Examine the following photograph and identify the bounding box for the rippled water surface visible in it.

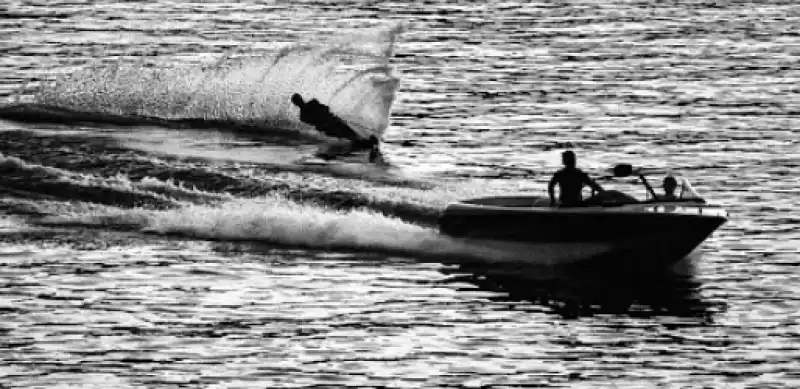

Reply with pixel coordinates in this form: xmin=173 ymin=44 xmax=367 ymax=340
xmin=1 ymin=1 xmax=799 ymax=388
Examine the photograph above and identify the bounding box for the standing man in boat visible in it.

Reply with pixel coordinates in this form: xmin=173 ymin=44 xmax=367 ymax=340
xmin=290 ymin=93 xmax=383 ymax=163
xmin=548 ymin=150 xmax=604 ymax=207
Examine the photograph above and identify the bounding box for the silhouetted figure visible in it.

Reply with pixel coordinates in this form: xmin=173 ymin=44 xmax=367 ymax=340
xmin=548 ymin=150 xmax=604 ymax=207
xmin=291 ymin=93 xmax=382 ymax=162
xmin=658 ymin=176 xmax=679 ymax=201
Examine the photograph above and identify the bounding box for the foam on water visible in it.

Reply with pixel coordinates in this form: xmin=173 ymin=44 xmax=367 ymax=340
xmin=0 ymin=131 xmax=539 ymax=262
xmin=0 ymin=129 xmax=528 ymax=234
xmin=0 ymin=152 xmax=227 ymax=208
xmin=34 ymin=194 xmax=576 ymax=266
xmin=15 ymin=24 xmax=403 ymax=140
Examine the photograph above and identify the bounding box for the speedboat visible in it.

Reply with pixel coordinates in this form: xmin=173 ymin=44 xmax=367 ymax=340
xmin=438 ymin=164 xmax=728 ymax=266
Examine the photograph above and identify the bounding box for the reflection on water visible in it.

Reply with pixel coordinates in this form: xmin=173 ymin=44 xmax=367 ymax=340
xmin=221 ymin=241 xmax=718 ymax=320
xmin=441 ymin=253 xmax=720 ymax=320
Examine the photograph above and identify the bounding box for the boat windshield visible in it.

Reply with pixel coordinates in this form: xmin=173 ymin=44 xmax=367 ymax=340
xmin=675 ymin=176 xmax=703 ymax=200
xmin=589 ymin=173 xmax=707 ymax=205
xmin=647 ymin=175 xmax=705 ymax=202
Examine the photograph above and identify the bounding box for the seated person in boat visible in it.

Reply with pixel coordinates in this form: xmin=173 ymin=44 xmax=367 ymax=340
xmin=548 ymin=150 xmax=604 ymax=206
xmin=290 ymin=93 xmax=382 ymax=162
xmin=657 ymin=176 xmax=679 ymax=201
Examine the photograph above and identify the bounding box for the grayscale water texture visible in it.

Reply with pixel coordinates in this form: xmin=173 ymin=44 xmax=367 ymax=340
xmin=0 ymin=1 xmax=798 ymax=388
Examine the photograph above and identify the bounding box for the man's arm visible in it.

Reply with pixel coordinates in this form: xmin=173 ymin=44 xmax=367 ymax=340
xmin=584 ymin=173 xmax=604 ymax=193
xmin=548 ymin=174 xmax=558 ymax=205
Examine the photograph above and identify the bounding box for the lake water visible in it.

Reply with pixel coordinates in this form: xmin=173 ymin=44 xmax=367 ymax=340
xmin=1 ymin=1 xmax=798 ymax=388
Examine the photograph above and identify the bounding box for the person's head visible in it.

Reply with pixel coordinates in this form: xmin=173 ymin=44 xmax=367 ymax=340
xmin=290 ymin=93 xmax=304 ymax=107
xmin=561 ymin=150 xmax=576 ymax=168
xmin=663 ymin=176 xmax=678 ymax=195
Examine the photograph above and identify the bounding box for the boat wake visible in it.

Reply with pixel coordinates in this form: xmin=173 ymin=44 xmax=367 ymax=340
xmin=30 ymin=195 xmax=565 ymax=265
xmin=0 ymin=129 xmax=532 ymax=265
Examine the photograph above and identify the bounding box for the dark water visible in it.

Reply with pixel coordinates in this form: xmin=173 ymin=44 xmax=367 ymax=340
xmin=1 ymin=1 xmax=798 ymax=387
